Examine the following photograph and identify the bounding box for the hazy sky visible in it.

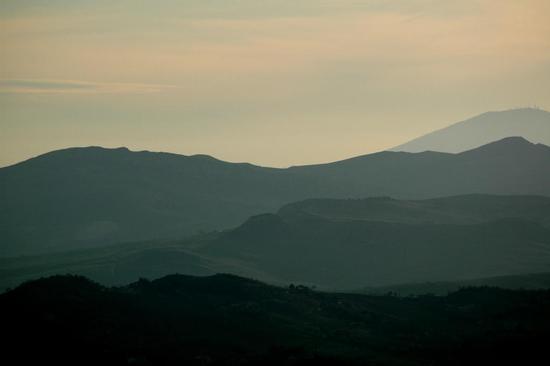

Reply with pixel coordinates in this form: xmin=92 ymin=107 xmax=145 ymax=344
xmin=1 ymin=0 xmax=549 ymax=167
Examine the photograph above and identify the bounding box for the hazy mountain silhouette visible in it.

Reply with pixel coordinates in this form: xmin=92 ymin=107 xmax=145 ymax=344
xmin=3 ymin=194 xmax=547 ymax=291
xmin=392 ymin=108 xmax=550 ymax=153
xmin=1 ymin=137 xmax=550 ymax=256
xmin=278 ymin=194 xmax=550 ymax=226
xmin=3 ymin=274 xmax=550 ymax=365
xmin=200 ymin=195 xmax=550 ymax=288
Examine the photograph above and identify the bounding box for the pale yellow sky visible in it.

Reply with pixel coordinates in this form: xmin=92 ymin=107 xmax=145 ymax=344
xmin=1 ymin=0 xmax=549 ymax=167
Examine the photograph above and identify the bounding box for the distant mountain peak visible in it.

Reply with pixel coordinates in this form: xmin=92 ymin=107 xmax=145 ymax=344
xmin=459 ymin=136 xmax=540 ymax=156
xmin=391 ymin=108 xmax=550 ymax=153
xmin=483 ymin=107 xmax=548 ymax=115
xmin=482 ymin=136 xmax=533 ymax=147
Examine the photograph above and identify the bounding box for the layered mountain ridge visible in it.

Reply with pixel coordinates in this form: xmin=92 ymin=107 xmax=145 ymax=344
xmin=2 ymin=136 xmax=549 ymax=257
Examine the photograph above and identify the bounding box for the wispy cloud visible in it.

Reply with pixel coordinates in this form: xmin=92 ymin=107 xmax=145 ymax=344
xmin=0 ymin=79 xmax=177 ymax=94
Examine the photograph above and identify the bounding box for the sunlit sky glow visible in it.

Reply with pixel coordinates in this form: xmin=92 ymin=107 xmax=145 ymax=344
xmin=1 ymin=0 xmax=549 ymax=167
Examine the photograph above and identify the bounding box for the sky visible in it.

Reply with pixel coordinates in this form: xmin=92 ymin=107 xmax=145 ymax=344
xmin=1 ymin=0 xmax=549 ymax=168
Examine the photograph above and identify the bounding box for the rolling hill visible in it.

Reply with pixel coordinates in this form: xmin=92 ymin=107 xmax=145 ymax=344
xmin=2 ymin=194 xmax=550 ymax=291
xmin=200 ymin=194 xmax=550 ymax=288
xmin=1 ymin=137 xmax=550 ymax=257
xmin=278 ymin=194 xmax=550 ymax=226
xmin=203 ymin=212 xmax=550 ymax=289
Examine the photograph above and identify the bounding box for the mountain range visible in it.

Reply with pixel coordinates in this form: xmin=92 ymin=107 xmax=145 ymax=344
xmin=2 ymin=194 xmax=550 ymax=291
xmin=2 ymin=135 xmax=550 ymax=257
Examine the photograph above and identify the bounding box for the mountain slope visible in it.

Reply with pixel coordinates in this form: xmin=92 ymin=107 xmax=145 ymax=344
xmin=2 ymin=194 xmax=550 ymax=290
xmin=203 ymin=216 xmax=550 ymax=289
xmin=392 ymin=108 xmax=550 ymax=153
xmin=279 ymin=194 xmax=550 ymax=226
xmin=1 ymin=137 xmax=550 ymax=256
xmin=291 ymin=136 xmax=550 ymax=199
xmin=0 ymin=147 xmax=304 ymax=256
xmin=200 ymin=194 xmax=550 ymax=288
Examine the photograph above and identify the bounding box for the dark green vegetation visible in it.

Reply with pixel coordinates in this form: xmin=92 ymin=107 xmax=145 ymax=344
xmin=2 ymin=137 xmax=550 ymax=256
xmin=2 ymin=274 xmax=550 ymax=365
xmin=363 ymin=272 xmax=550 ymax=296
xmin=2 ymin=194 xmax=550 ymax=291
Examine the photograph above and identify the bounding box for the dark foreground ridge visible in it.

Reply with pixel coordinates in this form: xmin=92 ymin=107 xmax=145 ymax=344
xmin=2 ymin=274 xmax=550 ymax=365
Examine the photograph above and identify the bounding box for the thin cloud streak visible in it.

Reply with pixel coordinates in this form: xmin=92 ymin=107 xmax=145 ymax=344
xmin=0 ymin=79 xmax=178 ymax=94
